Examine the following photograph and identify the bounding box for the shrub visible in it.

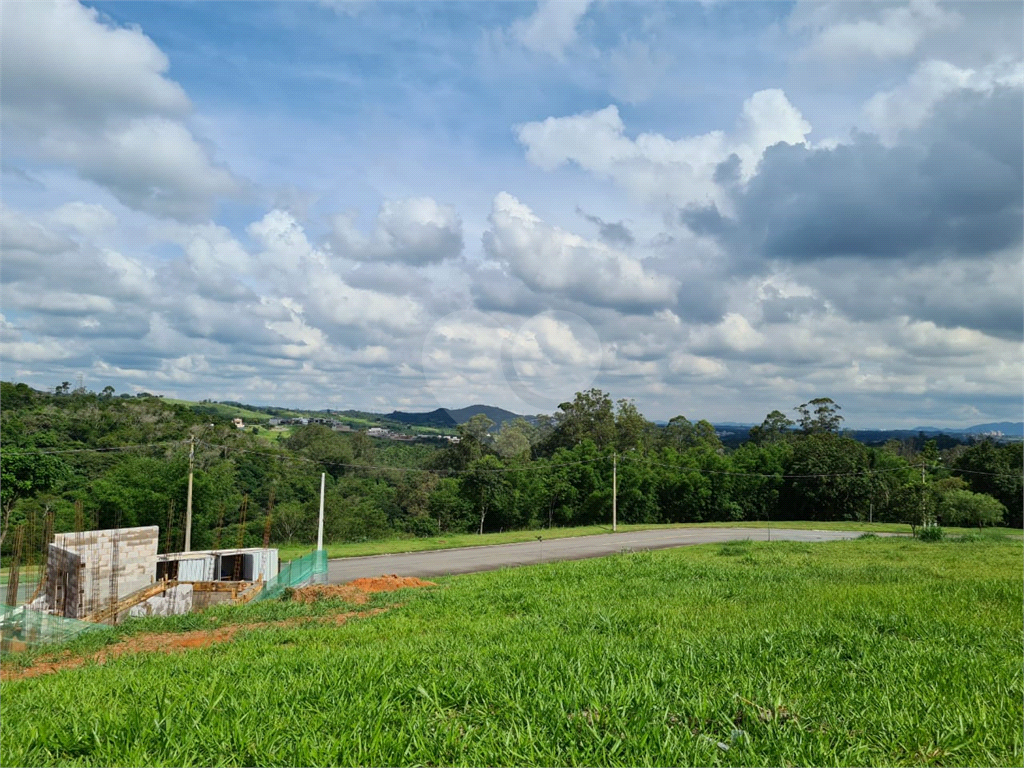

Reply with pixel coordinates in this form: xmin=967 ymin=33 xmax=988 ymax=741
xmin=917 ymin=525 xmax=945 ymax=542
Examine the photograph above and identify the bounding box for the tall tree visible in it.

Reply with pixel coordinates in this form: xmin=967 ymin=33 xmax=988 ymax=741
xmin=795 ymin=398 xmax=844 ymax=435
xmin=749 ymin=410 xmax=795 ymax=445
xmin=545 ymin=389 xmax=616 ymax=452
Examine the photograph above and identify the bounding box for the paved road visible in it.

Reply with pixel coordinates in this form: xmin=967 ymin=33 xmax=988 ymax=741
xmin=327 ymin=527 xmax=892 ymax=583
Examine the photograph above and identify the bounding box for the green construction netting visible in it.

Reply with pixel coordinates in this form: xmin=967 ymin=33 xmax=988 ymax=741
xmin=0 ymin=604 xmax=107 ymax=652
xmin=251 ymin=549 xmax=328 ymax=603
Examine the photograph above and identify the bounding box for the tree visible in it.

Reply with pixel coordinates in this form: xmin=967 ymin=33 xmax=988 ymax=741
xmin=781 ymin=433 xmax=870 ymax=521
xmin=462 ymin=454 xmax=510 ymax=534
xmin=428 ymin=478 xmax=475 ymax=533
xmin=271 ymin=500 xmax=310 ymax=544
xmin=548 ymin=389 xmax=615 ymax=451
xmin=749 ymin=410 xmax=794 ymax=445
xmin=940 ymin=490 xmax=1006 ymax=531
xmin=495 ymin=420 xmax=532 ymax=460
xmin=100 ymin=385 xmax=115 ymax=399
xmin=953 ymin=440 xmax=1023 ymax=528
xmin=882 ymin=482 xmax=933 ymax=535
xmin=614 ymin=399 xmax=655 ymax=453
xmin=460 ymin=414 xmax=495 ymax=446
xmin=1 ymin=452 xmax=70 ymax=546
xmin=55 ymin=381 xmax=71 ymax=395
xmin=795 ymin=398 xmax=843 ymax=435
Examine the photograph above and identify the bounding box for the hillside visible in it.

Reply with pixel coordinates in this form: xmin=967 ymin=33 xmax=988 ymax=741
xmin=385 ymin=408 xmax=457 ymax=428
xmin=386 ymin=404 xmax=525 ymax=430
xmin=444 ymin=405 xmax=524 ymax=429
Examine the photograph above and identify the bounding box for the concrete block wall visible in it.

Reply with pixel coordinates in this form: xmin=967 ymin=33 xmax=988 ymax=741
xmin=54 ymin=527 xmax=159 ymax=613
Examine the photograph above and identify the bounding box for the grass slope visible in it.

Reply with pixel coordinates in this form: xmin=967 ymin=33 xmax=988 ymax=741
xmin=2 ymin=537 xmax=1021 ymax=767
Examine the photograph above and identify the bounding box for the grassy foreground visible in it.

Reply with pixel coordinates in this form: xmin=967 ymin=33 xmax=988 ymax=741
xmin=275 ymin=520 xmax=1018 ymax=562
xmin=3 ymin=535 xmax=1022 ymax=767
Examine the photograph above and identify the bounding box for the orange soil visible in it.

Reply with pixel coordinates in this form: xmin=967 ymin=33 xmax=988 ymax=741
xmin=2 ymin=576 xmax=434 ymax=682
xmin=291 ymin=575 xmax=435 ymax=605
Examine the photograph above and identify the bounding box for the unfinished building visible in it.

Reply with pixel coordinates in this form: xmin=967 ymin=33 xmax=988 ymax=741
xmin=32 ymin=525 xmax=278 ymax=622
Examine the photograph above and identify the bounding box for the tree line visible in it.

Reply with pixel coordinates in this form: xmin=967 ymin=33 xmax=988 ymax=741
xmin=1 ymin=382 xmax=1020 ymax=559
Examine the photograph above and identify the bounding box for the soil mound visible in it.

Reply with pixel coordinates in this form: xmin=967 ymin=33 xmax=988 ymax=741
xmin=291 ymin=575 xmax=436 ymax=605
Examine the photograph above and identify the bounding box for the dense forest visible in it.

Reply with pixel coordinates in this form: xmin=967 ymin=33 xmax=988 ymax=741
xmin=2 ymin=382 xmax=1021 ymax=560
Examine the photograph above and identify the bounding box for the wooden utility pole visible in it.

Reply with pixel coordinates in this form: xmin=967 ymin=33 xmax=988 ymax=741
xmin=612 ymin=452 xmax=617 ymax=532
xmin=184 ymin=436 xmax=196 ymax=552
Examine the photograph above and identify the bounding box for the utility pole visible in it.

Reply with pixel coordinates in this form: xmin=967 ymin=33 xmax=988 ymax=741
xmin=184 ymin=436 xmax=195 ymax=552
xmin=317 ymin=472 xmax=326 ymax=551
xmin=612 ymin=452 xmax=617 ymax=532
xmin=920 ymin=462 xmax=927 ymax=527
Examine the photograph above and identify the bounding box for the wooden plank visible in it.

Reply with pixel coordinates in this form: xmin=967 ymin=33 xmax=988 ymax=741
xmin=83 ymin=580 xmax=178 ymax=624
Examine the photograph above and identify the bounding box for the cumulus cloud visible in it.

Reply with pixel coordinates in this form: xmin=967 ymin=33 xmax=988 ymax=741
xmin=0 ymin=0 xmax=240 ymax=220
xmin=515 ymin=90 xmax=810 ymax=211
xmin=1 ymin=0 xmax=191 ymax=123
xmin=864 ymin=58 xmax=1023 ymax=144
xmin=331 ymin=198 xmax=463 ymax=265
xmin=681 ymin=84 xmax=1022 ymax=267
xmin=483 ymin=193 xmax=677 ymax=311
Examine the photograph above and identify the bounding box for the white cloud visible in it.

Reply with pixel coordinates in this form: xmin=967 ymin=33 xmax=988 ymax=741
xmin=1 ymin=0 xmax=190 ymax=123
xmin=49 ymin=202 xmax=117 ymax=236
xmin=668 ymin=352 xmax=727 ymax=378
xmin=1 ymin=1 xmax=240 ymax=220
xmin=483 ymin=193 xmax=677 ymax=310
xmin=864 ymin=58 xmax=1024 ymax=144
xmin=246 ymin=209 xmax=425 ymax=333
xmin=331 ymin=197 xmax=463 ymax=265
xmin=515 ymin=91 xmax=810 ymax=211
xmin=797 ymin=0 xmax=961 ymax=60
xmin=511 ymin=0 xmax=592 ymax=59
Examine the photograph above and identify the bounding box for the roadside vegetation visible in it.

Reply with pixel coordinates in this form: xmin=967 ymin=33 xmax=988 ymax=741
xmin=2 ymin=382 xmax=1020 ymax=562
xmin=2 ymin=536 xmax=1021 ymax=767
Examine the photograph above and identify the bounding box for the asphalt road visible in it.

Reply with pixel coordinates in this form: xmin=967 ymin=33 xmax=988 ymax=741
xmin=327 ymin=527 xmax=892 ymax=584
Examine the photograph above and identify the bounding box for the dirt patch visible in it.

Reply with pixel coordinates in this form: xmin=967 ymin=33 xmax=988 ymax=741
xmin=2 ymin=576 xmax=436 ymax=682
xmin=1 ymin=608 xmax=387 ymax=683
xmin=291 ymin=575 xmax=435 ymax=605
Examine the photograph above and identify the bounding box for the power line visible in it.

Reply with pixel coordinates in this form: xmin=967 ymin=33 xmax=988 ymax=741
xmin=198 ymin=440 xmax=612 ymax=475
xmin=1 ymin=441 xmax=185 ymax=456
xmin=2 ymin=438 xmax=1020 ymax=480
xmin=619 ymin=453 xmax=916 ymax=479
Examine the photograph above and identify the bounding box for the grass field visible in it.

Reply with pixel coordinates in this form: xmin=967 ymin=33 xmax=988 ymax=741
xmin=2 ymin=536 xmax=1021 ymax=767
xmin=275 ymin=520 xmax=1018 ymax=562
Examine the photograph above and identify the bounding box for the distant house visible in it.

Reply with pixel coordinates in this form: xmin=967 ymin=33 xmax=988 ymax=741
xmin=367 ymin=427 xmax=389 ymax=437
xmin=268 ymin=418 xmax=282 ymax=426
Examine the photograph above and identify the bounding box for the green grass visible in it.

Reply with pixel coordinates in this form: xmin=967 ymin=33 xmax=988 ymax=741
xmin=163 ymin=398 xmax=278 ymax=422
xmin=275 ymin=520 xmax=1019 ymax=562
xmin=3 ymin=537 xmax=1021 ymax=766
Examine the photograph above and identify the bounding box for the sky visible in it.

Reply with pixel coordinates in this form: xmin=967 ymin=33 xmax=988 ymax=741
xmin=1 ymin=0 xmax=1021 ymax=428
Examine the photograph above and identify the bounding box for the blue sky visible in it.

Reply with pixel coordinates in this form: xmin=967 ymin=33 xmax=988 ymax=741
xmin=2 ymin=0 xmax=1021 ymax=428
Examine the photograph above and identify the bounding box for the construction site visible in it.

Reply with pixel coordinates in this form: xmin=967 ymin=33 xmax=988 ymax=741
xmin=0 ymin=505 xmax=327 ymax=653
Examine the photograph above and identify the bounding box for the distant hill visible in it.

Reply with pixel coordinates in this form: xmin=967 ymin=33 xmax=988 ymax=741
xmin=445 ymin=405 xmax=523 ymax=429
xmin=385 ymin=408 xmax=458 ymax=428
xmin=386 ymin=405 xmax=525 ymax=431
xmin=912 ymin=422 xmax=1023 ymax=437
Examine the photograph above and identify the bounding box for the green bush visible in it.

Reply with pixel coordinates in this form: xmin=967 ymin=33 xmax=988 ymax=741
xmin=917 ymin=525 xmax=945 ymax=542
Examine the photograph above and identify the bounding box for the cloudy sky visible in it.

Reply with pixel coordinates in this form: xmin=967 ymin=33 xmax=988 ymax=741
xmin=1 ymin=0 xmax=1021 ymax=427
